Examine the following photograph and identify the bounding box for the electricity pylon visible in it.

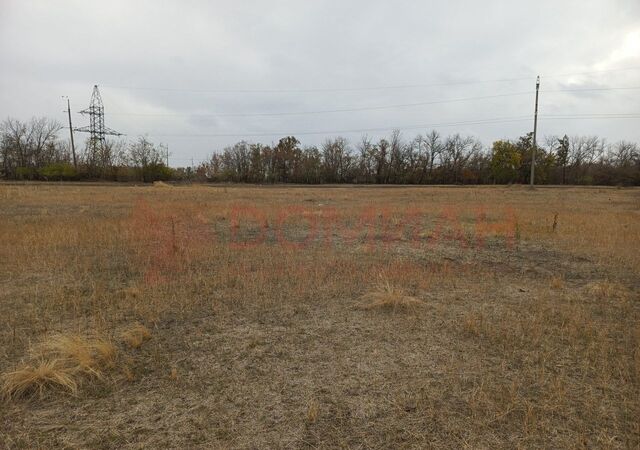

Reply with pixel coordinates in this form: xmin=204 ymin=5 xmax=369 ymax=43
xmin=75 ymin=85 xmax=123 ymax=166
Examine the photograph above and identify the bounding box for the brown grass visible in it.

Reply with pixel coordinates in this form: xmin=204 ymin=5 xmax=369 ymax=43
xmin=2 ymin=334 xmax=118 ymax=400
xmin=0 ymin=184 xmax=638 ymax=448
xmin=357 ymin=279 xmax=423 ymax=311
xmin=1 ymin=360 xmax=79 ymax=399
xmin=33 ymin=335 xmax=118 ymax=375
xmin=306 ymin=398 xmax=319 ymax=424
xmin=586 ymin=280 xmax=631 ymax=301
xmin=120 ymin=323 xmax=151 ymax=349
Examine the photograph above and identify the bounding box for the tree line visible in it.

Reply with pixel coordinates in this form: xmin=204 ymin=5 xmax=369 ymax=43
xmin=1 ymin=116 xmax=639 ymax=185
xmin=200 ymin=130 xmax=639 ymax=185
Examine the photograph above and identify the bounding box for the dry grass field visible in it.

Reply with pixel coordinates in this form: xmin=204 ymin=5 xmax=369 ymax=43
xmin=0 ymin=183 xmax=638 ymax=449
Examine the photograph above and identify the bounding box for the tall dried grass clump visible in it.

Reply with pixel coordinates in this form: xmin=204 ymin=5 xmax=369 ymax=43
xmin=1 ymin=360 xmax=79 ymax=399
xmin=358 ymin=279 xmax=423 ymax=311
xmin=33 ymin=335 xmax=118 ymax=374
xmin=2 ymin=334 xmax=118 ymax=400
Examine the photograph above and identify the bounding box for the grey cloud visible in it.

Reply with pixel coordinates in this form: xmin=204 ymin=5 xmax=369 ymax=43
xmin=1 ymin=0 xmax=639 ymax=164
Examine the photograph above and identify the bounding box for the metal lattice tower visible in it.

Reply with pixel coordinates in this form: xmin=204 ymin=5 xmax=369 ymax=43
xmin=75 ymin=85 xmax=122 ymax=157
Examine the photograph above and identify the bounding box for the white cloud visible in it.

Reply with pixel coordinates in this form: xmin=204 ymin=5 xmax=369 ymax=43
xmin=597 ymin=29 xmax=640 ymax=69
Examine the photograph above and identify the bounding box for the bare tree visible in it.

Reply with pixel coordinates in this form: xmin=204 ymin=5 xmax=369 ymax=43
xmin=0 ymin=117 xmax=63 ymax=179
xmin=387 ymin=130 xmax=405 ymax=183
xmin=28 ymin=117 xmax=62 ymax=168
xmin=441 ymin=134 xmax=481 ymax=183
xmin=356 ymin=135 xmax=376 ymax=183
xmin=424 ymin=130 xmax=443 ymax=182
xmin=321 ymin=137 xmax=352 ymax=183
xmin=568 ymin=136 xmax=605 ymax=183
xmin=611 ymin=141 xmax=639 ymax=168
xmin=128 ymin=137 xmax=166 ymax=182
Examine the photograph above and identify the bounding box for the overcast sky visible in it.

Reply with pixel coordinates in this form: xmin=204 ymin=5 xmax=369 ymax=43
xmin=1 ymin=0 xmax=639 ymax=166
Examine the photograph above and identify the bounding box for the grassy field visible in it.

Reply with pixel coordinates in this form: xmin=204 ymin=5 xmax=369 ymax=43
xmin=0 ymin=183 xmax=638 ymax=449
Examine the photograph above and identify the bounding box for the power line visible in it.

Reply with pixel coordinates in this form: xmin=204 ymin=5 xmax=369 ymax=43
xmin=542 ymin=66 xmax=640 ymax=79
xmin=103 ymin=78 xmax=534 ymax=94
xmin=545 ymin=86 xmax=640 ymax=93
xmin=105 ymin=86 xmax=640 ymax=119
xmin=101 ymin=66 xmax=640 ymax=94
xmin=134 ymin=117 xmax=533 ymax=138
xmin=108 ymin=91 xmax=534 ymax=118
xmin=133 ymin=113 xmax=639 ymax=139
xmin=540 ymin=115 xmax=640 ymax=120
xmin=542 ymin=113 xmax=640 ymax=118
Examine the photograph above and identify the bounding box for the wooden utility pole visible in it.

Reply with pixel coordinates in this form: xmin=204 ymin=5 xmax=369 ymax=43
xmin=63 ymin=96 xmax=78 ymax=168
xmin=530 ymin=76 xmax=540 ymax=187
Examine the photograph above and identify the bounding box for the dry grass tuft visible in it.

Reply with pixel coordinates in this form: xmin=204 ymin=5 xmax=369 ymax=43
xmin=153 ymin=181 xmax=173 ymax=188
xmin=119 ymin=286 xmax=142 ymax=301
xmin=122 ymin=364 xmax=136 ymax=382
xmin=586 ymin=280 xmax=630 ymax=301
xmin=550 ymin=275 xmax=565 ymax=290
xmin=32 ymin=335 xmax=118 ymax=378
xmin=121 ymin=323 xmax=152 ymax=349
xmin=2 ymin=360 xmax=79 ymax=399
xmin=462 ymin=311 xmax=484 ymax=337
xmin=306 ymin=398 xmax=319 ymax=424
xmin=93 ymin=340 xmax=118 ymax=369
xmin=2 ymin=334 xmax=118 ymax=400
xmin=357 ymin=280 xmax=423 ymax=311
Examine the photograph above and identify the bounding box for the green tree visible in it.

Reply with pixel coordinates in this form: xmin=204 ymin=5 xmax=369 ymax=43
xmin=490 ymin=140 xmax=521 ymax=183
xmin=273 ymin=136 xmax=301 ymax=182
xmin=556 ymin=135 xmax=570 ymax=184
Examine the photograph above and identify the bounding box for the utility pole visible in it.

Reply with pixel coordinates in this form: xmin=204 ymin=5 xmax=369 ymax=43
xmin=62 ymin=96 xmax=77 ymax=168
xmin=530 ymin=76 xmax=540 ymax=187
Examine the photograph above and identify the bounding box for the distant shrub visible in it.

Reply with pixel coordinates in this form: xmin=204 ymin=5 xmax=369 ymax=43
xmin=15 ymin=166 xmax=37 ymax=180
xmin=114 ymin=166 xmax=137 ymax=182
xmin=39 ymin=163 xmax=78 ymax=181
xmin=580 ymin=174 xmax=594 ymax=185
xmin=142 ymin=163 xmax=174 ymax=182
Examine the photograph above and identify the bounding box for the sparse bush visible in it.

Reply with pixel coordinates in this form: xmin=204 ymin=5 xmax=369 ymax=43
xmin=15 ymin=166 xmax=37 ymax=180
xmin=39 ymin=163 xmax=78 ymax=181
